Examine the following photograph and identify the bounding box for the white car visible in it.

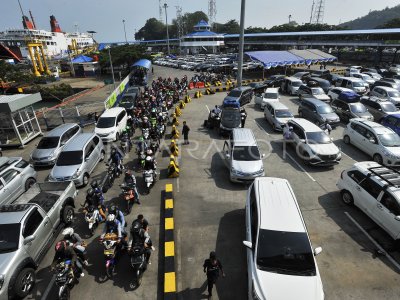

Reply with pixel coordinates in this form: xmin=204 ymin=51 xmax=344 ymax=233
xmin=244 ymin=177 xmax=324 ymax=300
xmin=343 ymin=118 xmax=400 ymax=166
xmin=370 ymin=86 xmax=400 ymax=107
xmin=94 ymin=107 xmax=128 ymax=142
xmin=254 ymin=88 xmax=280 ymax=109
xmin=327 ymin=87 xmax=353 ymax=101
xmin=352 ymin=73 xmax=375 ymax=85
xmin=264 ymin=101 xmax=294 ymax=131
xmin=337 ymin=161 xmax=400 ymax=241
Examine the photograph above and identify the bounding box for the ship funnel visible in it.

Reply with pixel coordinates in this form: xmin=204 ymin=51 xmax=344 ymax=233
xmin=50 ymin=15 xmax=62 ymax=33
xmin=22 ymin=16 xmax=34 ymax=30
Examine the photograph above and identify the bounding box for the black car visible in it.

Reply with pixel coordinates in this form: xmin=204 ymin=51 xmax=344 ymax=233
xmin=223 ymin=87 xmax=253 ymax=106
xmin=264 ymin=75 xmax=285 ymax=88
xmin=304 ymin=77 xmax=332 ymax=93
xmin=118 ymin=95 xmax=136 ymax=111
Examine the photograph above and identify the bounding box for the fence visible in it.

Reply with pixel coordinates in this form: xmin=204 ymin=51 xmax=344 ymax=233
xmin=104 ymin=74 xmax=130 ymax=109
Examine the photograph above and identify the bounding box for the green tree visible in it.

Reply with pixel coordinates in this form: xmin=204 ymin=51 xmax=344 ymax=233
xmin=213 ymin=19 xmax=240 ymax=34
xmin=135 ymin=18 xmax=166 ymax=41
xmin=377 ymin=18 xmax=400 ymax=28
xmin=182 ymin=11 xmax=208 ymax=34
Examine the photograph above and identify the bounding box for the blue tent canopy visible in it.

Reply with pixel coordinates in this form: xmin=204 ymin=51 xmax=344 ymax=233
xmin=72 ymin=55 xmax=93 ymax=63
xmin=131 ymin=59 xmax=152 ymax=70
xmin=246 ymin=51 xmax=305 ymax=69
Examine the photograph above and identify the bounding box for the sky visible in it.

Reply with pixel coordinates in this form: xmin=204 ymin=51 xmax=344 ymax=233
xmin=0 ymin=0 xmax=399 ymax=42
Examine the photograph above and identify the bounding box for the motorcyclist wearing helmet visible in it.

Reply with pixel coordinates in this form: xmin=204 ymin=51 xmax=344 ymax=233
xmin=83 ymin=187 xmax=106 ymax=221
xmin=108 ymin=205 xmax=126 ymax=232
xmin=141 ymin=116 xmax=150 ymax=129
xmin=62 ymin=227 xmax=88 ymax=265
xmin=124 ymin=170 xmax=140 ymax=204
xmin=137 ymin=136 xmax=148 ymax=153
xmin=144 ymin=155 xmax=157 ymax=171
xmin=101 ymin=214 xmax=122 ymax=240
xmin=108 ymin=147 xmax=124 ymax=175
xmin=51 ymin=240 xmax=84 ymax=277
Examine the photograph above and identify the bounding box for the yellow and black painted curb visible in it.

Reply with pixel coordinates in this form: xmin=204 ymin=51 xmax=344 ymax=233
xmin=164 ymin=184 xmax=177 ymax=299
xmin=213 ymin=86 xmax=235 ymax=92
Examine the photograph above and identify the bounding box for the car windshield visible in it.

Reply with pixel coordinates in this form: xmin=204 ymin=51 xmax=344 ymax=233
xmin=221 ymin=110 xmax=241 ymax=128
xmin=388 ymin=91 xmax=400 ymax=97
xmin=306 ymin=131 xmax=332 ymax=144
xmin=275 ymin=109 xmax=293 ymax=118
xmin=0 ymin=223 xmax=20 ymax=253
xmin=264 ymin=93 xmax=278 ymax=99
xmin=228 ymin=90 xmax=242 ymax=97
xmin=56 ymin=151 xmax=83 ymax=166
xmin=381 ymin=103 xmax=398 ymax=112
xmin=378 ymin=133 xmax=400 ymax=147
xmin=96 ymin=117 xmax=116 ymax=128
xmin=291 ymin=81 xmax=302 ymax=87
xmin=121 ymin=96 xmax=134 ymax=102
xmin=232 ymin=146 xmax=260 ymax=161
xmin=353 ymin=82 xmax=364 ymax=87
xmin=256 ymin=230 xmax=316 ymax=276
xmin=37 ymin=137 xmax=59 ymax=149
xmin=350 ymin=103 xmax=367 ymax=113
xmin=317 ymin=105 xmax=334 ymax=114
xmin=311 ymin=88 xmax=324 ymax=95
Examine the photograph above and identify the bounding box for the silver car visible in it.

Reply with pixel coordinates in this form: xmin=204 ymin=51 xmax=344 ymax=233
xmin=0 ymin=157 xmax=37 ymax=205
xmin=30 ymin=123 xmax=82 ymax=166
xmin=49 ymin=133 xmax=105 ymax=186
xmin=264 ymin=101 xmax=294 ymax=131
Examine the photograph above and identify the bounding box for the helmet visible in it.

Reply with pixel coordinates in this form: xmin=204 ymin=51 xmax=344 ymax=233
xmin=143 ymin=116 xmax=148 ymax=121
xmin=125 ymin=169 xmax=132 ymax=176
xmin=87 ymin=188 xmax=94 ymax=197
xmin=91 ymin=180 xmax=99 ymax=189
xmin=146 ymin=149 xmax=153 ymax=156
xmin=107 ymin=214 xmax=115 ymax=223
xmin=55 ymin=241 xmax=66 ymax=252
xmin=289 ymin=126 xmax=293 ymax=130
xmin=62 ymin=227 xmax=74 ymax=236
xmin=109 ymin=205 xmax=117 ymax=215
xmin=209 ymin=251 xmax=216 ymax=260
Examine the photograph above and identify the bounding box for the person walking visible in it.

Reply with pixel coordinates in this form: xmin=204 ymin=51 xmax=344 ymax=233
xmin=182 ymin=121 xmax=190 ymax=145
xmin=203 ymin=251 xmax=225 ymax=299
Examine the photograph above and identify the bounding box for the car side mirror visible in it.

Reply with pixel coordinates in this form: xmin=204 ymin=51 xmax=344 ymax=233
xmin=314 ymin=246 xmax=323 ymax=256
xmin=300 ymin=139 xmax=306 ymax=143
xmin=369 ymin=138 xmax=376 ymax=144
xmin=261 ymin=153 xmax=266 ymax=158
xmin=313 ymin=110 xmax=317 ymax=113
xmin=243 ymin=241 xmax=253 ymax=249
xmin=85 ymin=157 xmax=90 ymax=161
xmin=225 ymin=152 xmax=230 ymax=159
xmin=395 ymin=216 xmax=400 ymax=221
xmin=24 ymin=235 xmax=35 ymax=245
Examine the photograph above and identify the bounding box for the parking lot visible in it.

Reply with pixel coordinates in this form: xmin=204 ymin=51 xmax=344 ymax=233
xmin=3 ymin=65 xmax=400 ymax=300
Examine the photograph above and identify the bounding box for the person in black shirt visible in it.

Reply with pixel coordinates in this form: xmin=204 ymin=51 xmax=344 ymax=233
xmin=182 ymin=121 xmax=190 ymax=145
xmin=203 ymin=251 xmax=225 ymax=298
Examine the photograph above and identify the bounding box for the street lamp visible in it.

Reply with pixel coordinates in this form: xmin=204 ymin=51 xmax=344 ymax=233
xmin=288 ymin=14 xmax=292 ymax=24
xmin=163 ymin=3 xmax=170 ymax=55
xmin=237 ymin=0 xmax=246 ymax=87
xmin=122 ymin=19 xmax=128 ymax=44
xmin=106 ymin=46 xmax=116 ymax=90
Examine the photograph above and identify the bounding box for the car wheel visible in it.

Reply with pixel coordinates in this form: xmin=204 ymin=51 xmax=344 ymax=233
xmin=13 ymin=268 xmax=36 ymax=298
xmin=341 ymin=190 xmax=354 ymax=205
xmin=62 ymin=205 xmax=75 ymax=225
xmin=82 ymin=173 xmax=90 ymax=187
xmin=373 ymin=154 xmax=383 ymax=165
xmin=100 ymin=150 xmax=105 ymax=161
xmin=343 ymin=135 xmax=351 ymax=144
xmin=25 ymin=178 xmax=36 ymax=191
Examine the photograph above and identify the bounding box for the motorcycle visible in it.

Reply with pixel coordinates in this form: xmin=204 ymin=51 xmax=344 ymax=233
xmin=137 ymin=151 xmax=146 ymax=170
xmin=143 ymin=169 xmax=157 ymax=194
xmin=54 ymin=260 xmax=79 ymax=300
xmin=142 ymin=128 xmax=150 ymax=141
xmin=120 ymin=183 xmax=136 ymax=214
xmin=120 ymin=134 xmax=131 ymax=154
xmin=102 ymin=233 xmax=119 ymax=278
xmin=130 ymin=244 xmax=147 ymax=287
xmin=84 ymin=205 xmax=100 ymax=236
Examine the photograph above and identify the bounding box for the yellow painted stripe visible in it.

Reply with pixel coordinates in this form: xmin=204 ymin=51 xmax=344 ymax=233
xmin=165 ymin=241 xmax=175 ymax=257
xmin=166 ymin=184 xmax=173 ymax=193
xmin=164 ymin=272 xmax=176 ymax=293
xmin=165 ymin=217 xmax=174 ymax=230
xmin=165 ymin=199 xmax=174 ymax=209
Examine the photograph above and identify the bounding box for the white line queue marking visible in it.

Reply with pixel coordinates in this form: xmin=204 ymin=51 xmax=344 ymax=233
xmin=284 ymin=151 xmax=316 ymax=182
xmin=205 ymin=105 xmax=210 ymax=113
xmin=345 ymin=211 xmax=400 ymax=272
xmin=253 ymin=120 xmax=270 ymax=136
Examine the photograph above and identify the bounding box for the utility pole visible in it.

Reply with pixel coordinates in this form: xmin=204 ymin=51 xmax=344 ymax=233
xmin=237 ymin=0 xmax=246 ymax=87
xmin=107 ymin=47 xmax=116 ymax=90
xmin=164 ymin=3 xmax=170 ymax=55
xmin=122 ymin=19 xmax=128 ymax=44
xmin=288 ymin=14 xmax=292 ymax=24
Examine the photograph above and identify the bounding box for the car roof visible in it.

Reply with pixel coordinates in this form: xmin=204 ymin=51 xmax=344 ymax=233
xmin=234 ymin=86 xmax=252 ymax=92
xmin=351 ymin=119 xmax=394 ymax=133
xmin=254 ymin=177 xmax=305 ymax=232
xmin=302 ymin=97 xmax=328 ymax=106
xmin=0 ymin=205 xmax=31 ymax=224
xmin=341 ymin=77 xmax=364 ymax=82
xmin=265 ymin=88 xmax=278 ymax=93
xmin=384 ymin=113 xmax=400 ymax=119
xmin=232 ymin=128 xmax=256 ymax=146
xmin=62 ymin=133 xmax=96 ymax=151
xmin=45 ymin=123 xmax=78 ymax=137
xmin=374 ymin=86 xmax=398 ymax=92
xmin=268 ymin=101 xmax=288 ymax=109
xmin=100 ymin=107 xmax=125 ymax=117
xmin=332 ymin=87 xmax=353 ymax=92
xmin=285 ymin=77 xmax=302 ymax=82
xmin=290 ymin=118 xmax=323 ymax=132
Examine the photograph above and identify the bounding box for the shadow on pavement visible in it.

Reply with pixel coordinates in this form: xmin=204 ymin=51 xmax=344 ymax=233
xmin=210 ymin=152 xmax=246 ymax=191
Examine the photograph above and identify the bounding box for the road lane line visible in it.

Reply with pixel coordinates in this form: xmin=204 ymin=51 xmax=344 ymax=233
xmin=284 ymin=151 xmax=316 ymax=182
xmin=41 ymin=274 xmax=56 ymax=300
xmin=345 ymin=211 xmax=400 ymax=272
xmin=205 ymin=105 xmax=210 ymax=113
xmin=253 ymin=120 xmax=270 ymax=136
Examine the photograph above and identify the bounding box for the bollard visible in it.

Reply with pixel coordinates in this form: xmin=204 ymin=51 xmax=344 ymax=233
xmin=172 ymin=113 xmax=179 ymax=126
xmin=171 ymin=126 xmax=180 ymax=139
xmin=175 ymin=106 xmax=182 ymax=117
xmin=167 ymin=161 xmax=180 ymax=178
xmin=179 ymin=100 xmax=185 ymax=109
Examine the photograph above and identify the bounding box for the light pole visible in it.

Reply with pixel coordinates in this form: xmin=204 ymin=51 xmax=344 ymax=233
xmin=122 ymin=19 xmax=128 ymax=44
xmin=163 ymin=3 xmax=170 ymax=55
xmin=107 ymin=46 xmax=116 ymax=90
xmin=288 ymin=14 xmax=292 ymax=24
xmin=237 ymin=0 xmax=246 ymax=87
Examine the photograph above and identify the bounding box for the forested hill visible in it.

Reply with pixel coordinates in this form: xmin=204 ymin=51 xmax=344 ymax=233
xmin=341 ymin=5 xmax=400 ymax=29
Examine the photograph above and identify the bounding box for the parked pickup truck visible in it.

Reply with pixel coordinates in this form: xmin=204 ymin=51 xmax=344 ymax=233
xmin=0 ymin=181 xmax=77 ymax=299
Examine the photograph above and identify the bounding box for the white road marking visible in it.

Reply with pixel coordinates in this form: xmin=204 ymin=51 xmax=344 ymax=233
xmin=176 ymin=228 xmax=182 ymax=292
xmin=205 ymin=105 xmax=210 ymax=113
xmin=253 ymin=120 xmax=270 ymax=136
xmin=345 ymin=211 xmax=400 ymax=272
xmin=284 ymin=151 xmax=316 ymax=182
xmin=177 ymin=177 xmax=180 ymax=192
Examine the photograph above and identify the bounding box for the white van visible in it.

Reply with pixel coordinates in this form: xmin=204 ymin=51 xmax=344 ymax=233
xmin=335 ymin=77 xmax=367 ymax=94
xmin=244 ymin=177 xmax=324 ymax=300
xmin=94 ymin=107 xmax=128 ymax=142
xmin=281 ymin=77 xmax=303 ymax=95
xmin=223 ymin=128 xmax=265 ymax=182
xmin=254 ymin=88 xmax=280 ymax=109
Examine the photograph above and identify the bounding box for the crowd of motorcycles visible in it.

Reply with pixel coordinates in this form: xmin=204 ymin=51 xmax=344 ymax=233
xmin=52 ymin=75 xmax=189 ymax=299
